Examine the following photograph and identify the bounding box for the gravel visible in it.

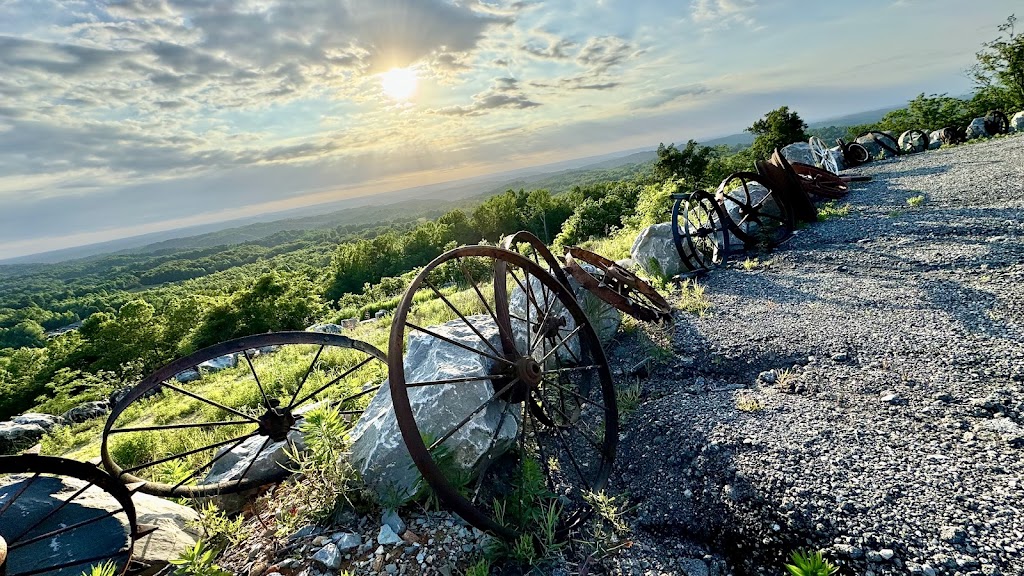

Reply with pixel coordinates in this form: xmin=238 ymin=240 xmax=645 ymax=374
xmin=609 ymin=134 xmax=1024 ymax=576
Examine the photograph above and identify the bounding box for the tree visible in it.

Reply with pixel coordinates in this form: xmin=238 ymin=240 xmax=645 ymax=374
xmin=654 ymin=140 xmax=715 ymax=187
xmin=746 ymin=106 xmax=809 ymax=160
xmin=971 ymin=14 xmax=1024 ymax=110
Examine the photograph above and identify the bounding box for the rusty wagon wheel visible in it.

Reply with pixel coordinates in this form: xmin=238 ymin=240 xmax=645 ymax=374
xmin=388 ymin=245 xmax=617 ymax=541
xmin=808 ymin=136 xmax=839 ymax=174
xmin=715 ymin=171 xmax=795 ymax=248
xmin=856 ymin=130 xmax=900 ymax=157
xmin=837 ymin=139 xmax=870 ymax=166
xmin=101 ymin=332 xmax=386 ymax=497
xmin=789 ymin=163 xmax=851 ymax=200
xmin=563 ymin=247 xmax=672 ymax=322
xmin=898 ymin=129 xmax=930 ymax=153
xmin=0 ymin=455 xmax=145 ymax=576
xmin=500 ymin=230 xmax=571 ymax=289
xmin=985 ymin=110 xmax=1009 ymax=135
xmin=671 ymin=190 xmax=732 ymax=273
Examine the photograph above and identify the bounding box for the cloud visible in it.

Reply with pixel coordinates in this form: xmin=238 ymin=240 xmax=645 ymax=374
xmin=634 ymin=84 xmax=714 ymax=109
xmin=690 ymin=0 xmax=759 ymax=30
xmin=576 ymin=36 xmax=642 ymax=74
xmin=521 ymin=30 xmax=577 ymax=59
xmin=432 ymin=77 xmax=541 ymax=116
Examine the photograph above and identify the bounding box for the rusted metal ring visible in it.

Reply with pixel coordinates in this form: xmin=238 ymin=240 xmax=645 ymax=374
xmin=0 ymin=454 xmax=140 ymax=576
xmin=102 ymin=331 xmax=386 ymax=498
xmin=857 ymin=131 xmax=900 ymax=157
xmin=714 ymin=171 xmax=795 ymax=248
xmin=563 ymin=247 xmax=672 ymax=322
xmin=670 ymin=190 xmax=732 ymax=273
xmin=387 ymin=245 xmax=617 ymax=541
xmin=789 ymin=163 xmax=851 ymax=199
xmin=985 ymin=110 xmax=1009 ymax=135
xmin=500 ymin=231 xmax=571 ymax=289
xmin=899 ymin=129 xmax=930 ymax=153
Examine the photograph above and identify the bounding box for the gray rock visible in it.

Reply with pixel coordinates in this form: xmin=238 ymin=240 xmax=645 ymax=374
xmin=928 ymin=130 xmax=944 ymax=149
xmin=828 ymin=146 xmax=847 ymax=171
xmin=132 ymin=491 xmax=202 ymax=564
xmin=855 ymin=133 xmax=898 ymax=159
xmin=631 ymin=222 xmax=682 ymax=279
xmin=288 ymin=525 xmax=322 ymax=541
xmin=940 ymin=525 xmax=968 ymax=545
xmin=61 ymin=400 xmax=110 ymax=423
xmin=382 ymin=509 xmax=406 ymax=535
xmin=377 ymin=524 xmax=403 ymax=546
xmin=1011 ymin=111 xmax=1024 ymax=133
xmin=964 ymin=117 xmax=989 ymax=140
xmin=312 ymin=543 xmax=343 ymax=569
xmin=349 ymin=316 xmax=518 ymax=504
xmin=306 ymin=323 xmax=344 ymax=334
xmin=563 ymin=263 xmax=621 ymax=345
xmin=198 ymin=353 xmax=237 ymax=372
xmin=12 ymin=413 xmax=64 ymax=429
xmin=201 ymin=429 xmax=305 ymax=513
xmin=780 ymin=142 xmax=815 ymax=166
xmin=0 ymin=421 xmax=47 ymax=454
xmin=175 ymin=367 xmax=200 ymax=383
xmin=879 ymin=391 xmax=902 ymax=404
xmin=332 ymin=531 xmax=362 ymax=552
xmin=678 ymin=558 xmax=710 ymax=576
xmin=899 ymin=130 xmax=928 ymax=153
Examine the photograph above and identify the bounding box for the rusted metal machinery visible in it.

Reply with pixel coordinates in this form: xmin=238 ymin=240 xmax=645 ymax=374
xmin=0 ymin=454 xmax=152 ymax=576
xmin=836 ymin=138 xmax=871 ymax=167
xmin=387 ymin=245 xmax=618 ymax=540
xmin=985 ymin=110 xmax=1010 ymax=135
xmin=564 ymin=247 xmax=672 ymax=322
xmin=856 ymin=130 xmax=900 ymax=158
xmin=670 ymin=190 xmax=732 ymax=273
xmin=102 ymin=332 xmax=387 ymax=497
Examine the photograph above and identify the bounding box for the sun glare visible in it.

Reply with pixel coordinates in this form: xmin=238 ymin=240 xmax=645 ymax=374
xmin=380 ymin=67 xmax=418 ymax=101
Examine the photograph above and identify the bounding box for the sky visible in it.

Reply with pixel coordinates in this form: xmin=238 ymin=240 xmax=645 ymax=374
xmin=0 ymin=0 xmax=1018 ymax=260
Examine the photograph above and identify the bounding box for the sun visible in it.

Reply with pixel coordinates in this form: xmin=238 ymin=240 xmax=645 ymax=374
xmin=380 ymin=67 xmax=418 ymax=101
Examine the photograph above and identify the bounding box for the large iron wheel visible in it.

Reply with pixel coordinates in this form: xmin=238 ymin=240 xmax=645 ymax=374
xmin=101 ymin=332 xmax=386 ymax=497
xmin=985 ymin=110 xmax=1009 ymax=135
xmin=564 ymin=247 xmax=672 ymax=322
xmin=500 ymin=231 xmax=571 ymax=289
xmin=789 ymin=163 xmax=851 ymax=200
xmin=808 ymin=136 xmax=838 ymax=174
xmin=898 ymin=129 xmax=930 ymax=153
xmin=716 ymin=171 xmax=795 ymax=248
xmin=671 ymin=190 xmax=732 ymax=273
xmin=837 ymin=139 xmax=870 ymax=166
xmin=0 ymin=455 xmax=143 ymax=576
xmin=856 ymin=130 xmax=900 ymax=157
xmin=388 ymin=246 xmax=617 ymax=541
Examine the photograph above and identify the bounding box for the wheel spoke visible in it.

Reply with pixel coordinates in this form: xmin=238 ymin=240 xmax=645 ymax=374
xmin=405 ymin=374 xmax=496 ymax=388
xmin=528 ymin=290 xmax=559 ymax=357
xmin=234 ymin=436 xmax=273 ymax=489
xmin=543 ymin=364 xmax=602 ymax=376
xmin=544 ymin=379 xmax=607 ymax=412
xmin=428 ymin=378 xmax=519 ymax=452
xmin=0 ymin=472 xmax=39 ymax=519
xmin=160 ymin=381 xmax=261 ymax=424
xmin=121 ymin=432 xmax=258 ymax=475
xmin=459 ymin=260 xmax=503 ymax=336
xmin=407 ymin=321 xmax=513 ymax=366
xmin=12 ymin=551 xmax=131 ymax=576
xmin=471 ymin=401 xmax=514 ymax=504
xmin=171 ymin=433 xmax=253 ymax=491
xmin=9 ymin=505 xmax=124 ymax=551
xmin=425 ymin=278 xmax=504 ymax=360
xmin=544 ymin=409 xmax=591 ymax=488
xmin=7 ymin=475 xmax=74 ymax=542
xmin=108 ymin=420 xmax=252 ymax=434
xmin=290 ymin=355 xmax=375 ymax=408
xmin=540 ymin=325 xmax=583 ymax=363
xmin=287 ymin=344 xmax=324 ymax=408
xmin=242 ymin=349 xmax=274 ymax=409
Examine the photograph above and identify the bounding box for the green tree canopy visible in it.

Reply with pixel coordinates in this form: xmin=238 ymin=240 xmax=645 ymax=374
xmin=972 ymin=14 xmax=1024 ymax=110
xmin=654 ymin=140 xmax=715 ymax=187
xmin=746 ymin=106 xmax=809 ymax=160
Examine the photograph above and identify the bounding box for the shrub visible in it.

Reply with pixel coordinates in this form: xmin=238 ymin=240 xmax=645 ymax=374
xmin=784 ymin=549 xmax=839 ymax=576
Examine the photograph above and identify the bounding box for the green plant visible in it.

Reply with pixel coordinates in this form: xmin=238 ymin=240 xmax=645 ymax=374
xmin=742 ymin=257 xmax=760 ymax=271
xmin=464 ymin=558 xmax=491 ymax=576
xmin=617 ymin=380 xmax=642 ymax=418
xmin=784 ymin=549 xmax=839 ymax=576
xmin=486 ymin=458 xmax=564 ymax=567
xmin=735 ymin=393 xmax=763 ymax=413
xmin=676 ymin=279 xmax=712 ymax=316
xmin=190 ymin=502 xmax=245 ymax=549
xmin=81 ymin=561 xmax=119 ymax=576
xmin=169 ymin=541 xmax=232 ymax=576
xmin=907 ymin=194 xmax=926 ymax=208
xmin=816 ymin=202 xmax=851 ymax=222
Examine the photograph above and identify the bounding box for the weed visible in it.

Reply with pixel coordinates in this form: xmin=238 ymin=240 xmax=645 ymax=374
xmin=742 ymin=257 xmax=760 ymax=271
xmin=784 ymin=549 xmax=839 ymax=576
xmin=583 ymin=491 xmax=630 ymax=535
xmin=735 ymin=393 xmax=763 ymax=412
xmin=775 ymin=369 xmax=797 ymax=391
xmin=617 ymin=380 xmax=642 ymax=418
xmin=80 ymin=561 xmax=118 ymax=576
xmin=169 ymin=541 xmax=232 ymax=576
xmin=190 ymin=502 xmax=245 ymax=549
xmin=907 ymin=194 xmax=926 ymax=208
xmin=464 ymin=558 xmax=491 ymax=576
xmin=816 ymin=202 xmax=851 ymax=222
xmin=887 ymin=209 xmax=904 ymax=218
xmin=575 ymin=491 xmax=632 ymax=561
xmin=639 ymin=321 xmax=674 ymax=363
xmin=486 ymin=458 xmax=564 ymax=568
xmin=676 ymin=279 xmax=711 ymax=316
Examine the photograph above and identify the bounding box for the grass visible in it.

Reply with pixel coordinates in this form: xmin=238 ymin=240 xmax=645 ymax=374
xmin=577 ymin=226 xmax=640 ymax=261
xmin=617 ymin=380 xmax=642 ymax=418
xmin=784 ymin=550 xmax=839 ymax=576
xmin=906 ymin=194 xmax=926 ymax=208
xmin=676 ymin=279 xmax=712 ymax=316
xmin=816 ymin=201 xmax=852 ymax=222
xmin=735 ymin=393 xmax=763 ymax=413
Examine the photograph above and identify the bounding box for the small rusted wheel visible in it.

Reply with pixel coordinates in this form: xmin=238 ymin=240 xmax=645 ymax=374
xmin=857 ymin=131 xmax=900 ymax=157
xmin=761 ymin=152 xmax=816 ymax=223
xmin=0 ymin=455 xmax=142 ymax=576
xmin=837 ymin=139 xmax=870 ymax=166
xmin=500 ymin=231 xmax=571 ymax=289
xmin=671 ymin=190 xmax=732 ymax=273
xmin=898 ymin=129 xmax=930 ymax=153
xmin=388 ymin=245 xmax=617 ymax=541
xmin=808 ymin=136 xmax=838 ymax=174
xmin=985 ymin=110 xmax=1009 ymax=135
xmin=789 ymin=163 xmax=851 ymax=200
xmin=564 ymin=247 xmax=672 ymax=322
xmin=715 ymin=171 xmax=795 ymax=248
xmin=102 ymin=332 xmax=386 ymax=497
xmin=936 ymin=126 xmax=966 ymax=145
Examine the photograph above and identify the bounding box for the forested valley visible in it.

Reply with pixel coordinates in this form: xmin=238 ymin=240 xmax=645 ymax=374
xmin=1 ymin=87 xmax=1016 ymax=422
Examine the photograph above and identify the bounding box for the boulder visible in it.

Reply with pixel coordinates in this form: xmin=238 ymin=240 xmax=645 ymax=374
xmin=898 ymin=130 xmax=928 ymax=153
xmin=631 ymin=222 xmax=682 ymax=279
xmin=0 ymin=421 xmax=47 ymax=454
xmin=132 ymin=491 xmax=202 ymax=564
xmin=928 ymin=130 xmax=944 ymax=149
xmin=719 ymin=182 xmax=775 ymax=237
xmin=1010 ymin=111 xmax=1024 ymax=133
xmin=780 ymin=142 xmax=815 ymax=166
xmin=12 ymin=413 xmax=64 ymax=430
xmin=306 ymin=323 xmax=344 ymax=334
xmin=175 ymin=368 xmax=200 ymax=383
xmin=62 ymin=400 xmax=110 ymax=423
xmin=855 ymin=134 xmax=897 ymax=159
xmin=349 ymin=316 xmax=519 ymax=504
xmin=198 ymin=354 xmax=237 ymax=372
xmin=964 ymin=117 xmax=989 ymax=140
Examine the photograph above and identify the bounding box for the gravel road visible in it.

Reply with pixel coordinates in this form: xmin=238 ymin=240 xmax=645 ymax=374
xmin=606 ymin=134 xmax=1024 ymax=576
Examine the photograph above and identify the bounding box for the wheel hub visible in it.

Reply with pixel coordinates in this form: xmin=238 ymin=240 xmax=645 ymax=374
xmin=257 ymin=399 xmax=295 ymax=442
xmin=493 ymin=356 xmax=544 ymax=404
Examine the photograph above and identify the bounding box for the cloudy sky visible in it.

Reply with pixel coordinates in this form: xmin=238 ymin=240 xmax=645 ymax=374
xmin=0 ymin=0 xmax=1017 ymax=259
